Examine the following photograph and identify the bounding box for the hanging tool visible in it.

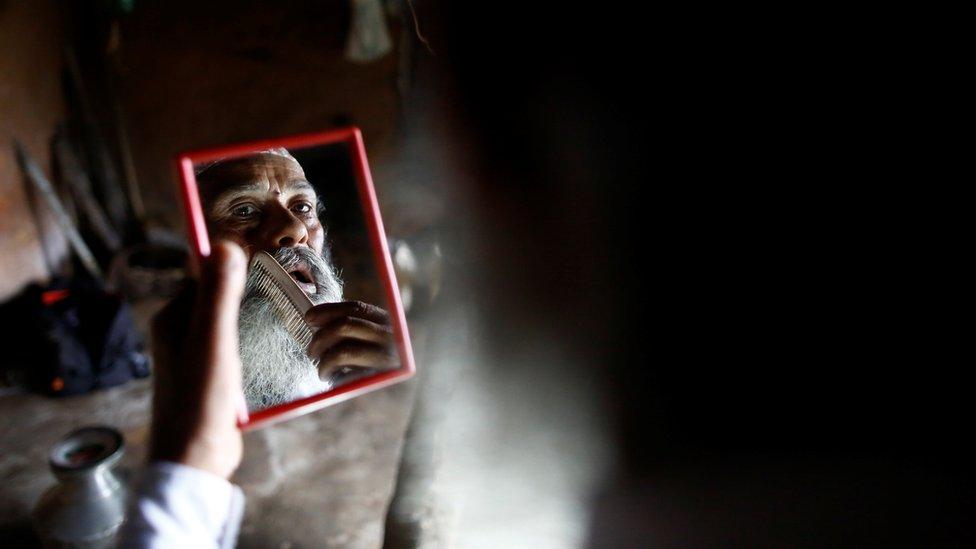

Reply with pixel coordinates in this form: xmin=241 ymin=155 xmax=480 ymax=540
xmin=15 ymin=141 xmax=105 ymax=283
xmin=64 ymin=47 xmax=130 ymax=235
xmin=54 ymin=134 xmax=122 ymax=253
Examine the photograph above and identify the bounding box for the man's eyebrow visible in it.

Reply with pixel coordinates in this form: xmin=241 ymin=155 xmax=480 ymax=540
xmin=209 ymin=179 xmax=313 ymax=199
xmin=285 ymin=179 xmax=314 ymax=192
xmin=210 ymin=181 xmax=265 ymax=195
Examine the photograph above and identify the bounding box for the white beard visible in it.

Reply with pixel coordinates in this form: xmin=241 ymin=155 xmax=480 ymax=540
xmin=238 ymin=247 xmax=343 ymax=410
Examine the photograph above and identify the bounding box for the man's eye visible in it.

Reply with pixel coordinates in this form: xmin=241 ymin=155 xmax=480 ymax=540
xmin=292 ymin=202 xmax=313 ymax=215
xmin=232 ymin=204 xmax=258 ymax=218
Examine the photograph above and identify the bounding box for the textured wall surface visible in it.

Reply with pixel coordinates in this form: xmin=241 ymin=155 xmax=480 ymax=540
xmin=113 ymin=0 xmax=401 ymax=234
xmin=0 ymin=0 xmax=67 ymax=301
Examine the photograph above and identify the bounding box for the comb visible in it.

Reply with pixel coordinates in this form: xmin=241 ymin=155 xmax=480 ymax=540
xmin=249 ymin=251 xmax=315 ymax=349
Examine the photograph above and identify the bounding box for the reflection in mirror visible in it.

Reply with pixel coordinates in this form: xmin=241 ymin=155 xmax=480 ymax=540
xmin=193 ymin=143 xmax=399 ymax=412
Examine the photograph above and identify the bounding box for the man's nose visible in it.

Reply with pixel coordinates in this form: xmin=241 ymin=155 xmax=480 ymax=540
xmin=264 ymin=206 xmax=308 ymax=248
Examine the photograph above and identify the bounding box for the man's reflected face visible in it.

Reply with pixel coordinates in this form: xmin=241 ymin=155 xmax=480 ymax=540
xmin=197 ymin=151 xmax=343 ymax=409
xmin=198 ymin=152 xmax=326 ymax=263
xmin=194 ymin=148 xmax=396 ymax=410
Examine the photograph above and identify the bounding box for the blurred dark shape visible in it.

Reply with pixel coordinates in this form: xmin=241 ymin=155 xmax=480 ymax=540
xmin=433 ymin=1 xmax=972 ymax=545
xmin=0 ymin=276 xmax=149 ymax=397
xmin=64 ymin=47 xmax=133 ymax=238
xmin=54 ymin=131 xmax=122 ymax=255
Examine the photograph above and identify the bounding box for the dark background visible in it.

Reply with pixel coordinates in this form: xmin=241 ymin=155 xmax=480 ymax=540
xmin=292 ymin=143 xmax=385 ymax=305
xmin=435 ymin=3 xmax=971 ymax=546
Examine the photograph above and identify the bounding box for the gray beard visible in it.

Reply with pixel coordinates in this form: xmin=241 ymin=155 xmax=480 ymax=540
xmin=238 ymin=246 xmax=343 ymax=410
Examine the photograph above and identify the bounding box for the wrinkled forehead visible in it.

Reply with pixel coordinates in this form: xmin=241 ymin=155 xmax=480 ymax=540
xmin=197 ymin=153 xmax=312 ymax=203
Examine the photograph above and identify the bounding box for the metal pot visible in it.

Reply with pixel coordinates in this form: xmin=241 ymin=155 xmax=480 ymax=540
xmin=32 ymin=426 xmax=129 ymax=548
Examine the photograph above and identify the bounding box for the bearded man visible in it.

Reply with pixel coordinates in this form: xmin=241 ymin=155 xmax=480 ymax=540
xmin=196 ymin=148 xmax=398 ymax=409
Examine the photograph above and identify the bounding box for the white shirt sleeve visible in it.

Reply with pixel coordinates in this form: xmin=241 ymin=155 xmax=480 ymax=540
xmin=118 ymin=461 xmax=245 ymax=549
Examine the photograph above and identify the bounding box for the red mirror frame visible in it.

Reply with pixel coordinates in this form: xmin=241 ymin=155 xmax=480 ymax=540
xmin=175 ymin=127 xmax=415 ymax=430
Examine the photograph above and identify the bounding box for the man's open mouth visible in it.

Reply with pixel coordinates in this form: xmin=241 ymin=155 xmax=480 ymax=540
xmin=286 ymin=262 xmax=317 ymax=295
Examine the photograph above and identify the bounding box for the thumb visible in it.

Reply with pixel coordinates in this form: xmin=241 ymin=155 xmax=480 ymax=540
xmin=192 ymin=241 xmax=249 ymax=425
xmin=193 ymin=241 xmax=248 ymax=370
xmin=199 ymin=241 xmax=247 ymax=332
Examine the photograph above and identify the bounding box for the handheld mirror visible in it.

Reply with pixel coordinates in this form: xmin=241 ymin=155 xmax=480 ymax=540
xmin=176 ymin=128 xmax=415 ymax=430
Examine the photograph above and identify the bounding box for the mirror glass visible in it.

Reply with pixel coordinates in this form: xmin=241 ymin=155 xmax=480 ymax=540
xmin=191 ymin=140 xmax=402 ymax=413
